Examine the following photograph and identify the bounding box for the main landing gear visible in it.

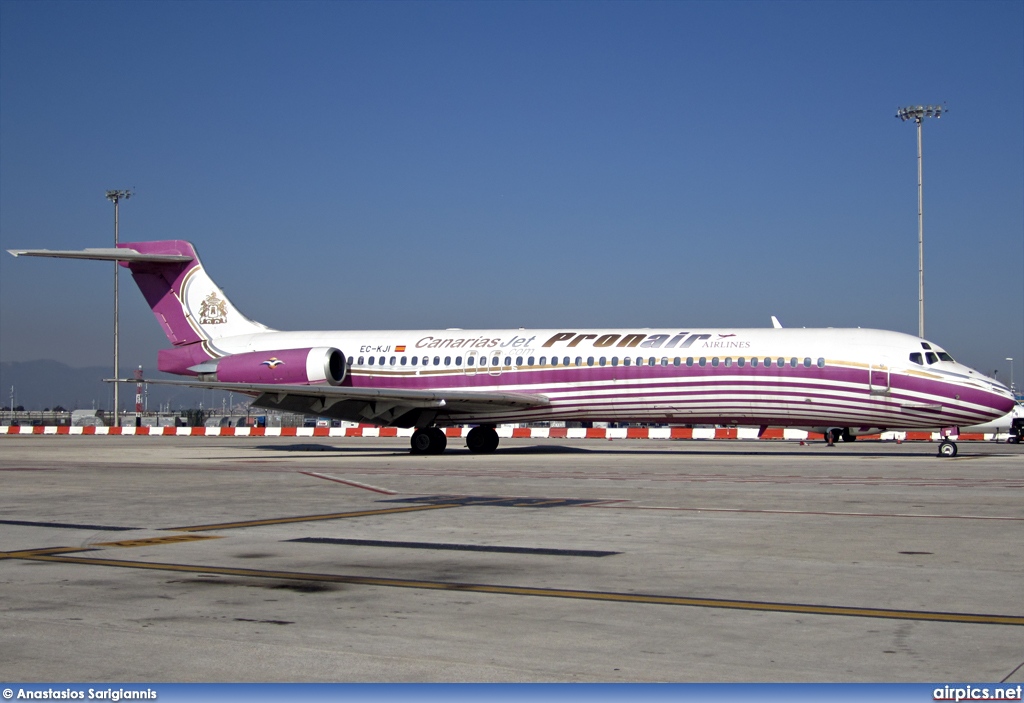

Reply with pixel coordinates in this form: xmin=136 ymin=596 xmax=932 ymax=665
xmin=409 ymin=425 xmax=500 ymax=454
xmin=466 ymin=425 xmax=499 ymax=454
xmin=410 ymin=427 xmax=447 ymax=455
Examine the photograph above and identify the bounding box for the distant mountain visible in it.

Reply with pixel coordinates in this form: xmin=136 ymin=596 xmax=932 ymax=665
xmin=0 ymin=359 xmax=236 ymax=412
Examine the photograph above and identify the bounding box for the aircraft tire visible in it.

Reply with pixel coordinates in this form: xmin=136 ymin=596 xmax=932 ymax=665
xmin=410 ymin=429 xmax=432 ymax=455
xmin=841 ymin=428 xmax=856 ymax=442
xmin=938 ymin=440 xmax=958 ymax=457
xmin=466 ymin=425 xmax=499 ymax=454
xmin=427 ymin=427 xmax=447 ymax=454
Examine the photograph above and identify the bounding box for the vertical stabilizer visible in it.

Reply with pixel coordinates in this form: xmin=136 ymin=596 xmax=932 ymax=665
xmin=119 ymin=240 xmax=273 ymax=349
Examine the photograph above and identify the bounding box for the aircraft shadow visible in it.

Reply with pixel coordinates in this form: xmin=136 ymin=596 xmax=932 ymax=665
xmin=250 ymin=441 xmax=961 ymax=459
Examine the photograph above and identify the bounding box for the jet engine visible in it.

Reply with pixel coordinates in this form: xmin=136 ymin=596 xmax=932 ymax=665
xmin=194 ymin=347 xmax=346 ymax=386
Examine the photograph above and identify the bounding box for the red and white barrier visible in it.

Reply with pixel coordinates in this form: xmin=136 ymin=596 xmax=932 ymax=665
xmin=0 ymin=424 xmax=1000 ymax=441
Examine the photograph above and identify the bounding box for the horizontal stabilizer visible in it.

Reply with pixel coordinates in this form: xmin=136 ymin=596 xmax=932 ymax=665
xmin=7 ymin=247 xmax=193 ymax=263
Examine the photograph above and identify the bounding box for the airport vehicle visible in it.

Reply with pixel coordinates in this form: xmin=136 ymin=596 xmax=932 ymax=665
xmin=9 ymin=240 xmax=1016 ymax=456
xmin=963 ymin=402 xmax=1024 ymax=443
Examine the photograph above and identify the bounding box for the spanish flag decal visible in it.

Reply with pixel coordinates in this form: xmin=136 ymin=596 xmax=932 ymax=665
xmin=395 ymin=345 xmax=406 ymax=352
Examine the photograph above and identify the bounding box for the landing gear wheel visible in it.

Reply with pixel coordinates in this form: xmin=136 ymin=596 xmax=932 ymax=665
xmin=828 ymin=428 xmax=841 ymax=445
xmin=427 ymin=427 xmax=447 ymax=454
xmin=466 ymin=425 xmax=499 ymax=454
xmin=938 ymin=440 xmax=958 ymax=457
xmin=841 ymin=428 xmax=856 ymax=442
xmin=410 ymin=427 xmax=448 ymax=455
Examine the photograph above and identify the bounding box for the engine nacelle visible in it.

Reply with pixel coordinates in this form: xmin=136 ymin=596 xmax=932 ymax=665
xmin=200 ymin=347 xmax=346 ymax=386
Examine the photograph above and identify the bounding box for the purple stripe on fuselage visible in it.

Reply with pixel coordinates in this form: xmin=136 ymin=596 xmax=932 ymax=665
xmin=347 ymin=362 xmax=1012 ymax=426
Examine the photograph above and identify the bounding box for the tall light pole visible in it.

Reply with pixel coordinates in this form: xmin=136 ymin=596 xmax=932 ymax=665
xmin=105 ymin=189 xmax=132 ymax=426
xmin=1008 ymin=357 xmax=1016 ymax=396
xmin=896 ymin=104 xmax=946 ymax=339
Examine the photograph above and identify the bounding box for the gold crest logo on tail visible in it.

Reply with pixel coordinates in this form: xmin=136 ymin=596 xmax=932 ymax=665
xmin=198 ymin=292 xmax=228 ymax=325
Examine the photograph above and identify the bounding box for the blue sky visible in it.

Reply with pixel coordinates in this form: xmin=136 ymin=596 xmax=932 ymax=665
xmin=1 ymin=0 xmax=1021 ymax=385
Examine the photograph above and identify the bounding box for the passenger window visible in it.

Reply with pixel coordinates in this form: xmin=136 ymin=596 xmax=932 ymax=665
xmin=504 ymin=356 xmax=512 ymax=366
xmin=611 ymin=357 xmax=618 ymax=367
xmin=660 ymin=357 xmax=668 ymax=367
xmin=358 ymin=356 xmax=365 ymax=365
xmin=737 ymin=357 xmax=745 ymax=367
xmin=711 ymin=357 xmax=720 ymax=367
xmin=789 ymin=357 xmax=797 ymax=368
xmin=763 ymin=357 xmax=771 ymax=367
xmin=515 ymin=356 xmax=522 ymax=366
xmin=367 ymin=356 xmax=374 ymax=366
xmin=587 ymin=357 xmax=594 ymax=366
xmin=699 ymin=357 xmax=706 ymax=367
xmin=455 ymin=356 xmax=463 ymax=366
xmin=803 ymin=357 xmax=811 ymax=368
xmin=575 ymin=357 xmax=583 ymax=367
xmin=724 ymin=357 xmax=732 ymax=367
xmin=527 ymin=356 xmax=534 ymax=366
xmin=777 ymin=357 xmax=785 ymax=367
xmin=551 ymin=357 xmax=559 ymax=366
xmin=410 ymin=357 xmax=417 ymax=366
xmin=379 ymin=356 xmax=386 ymax=366
xmin=926 ymin=352 xmax=938 ymax=364
xmin=390 ymin=356 xmax=396 ymax=366
xmin=817 ymin=357 xmax=825 ymax=368
xmin=635 ymin=357 xmax=643 ymax=367
xmin=750 ymin=357 xmax=758 ymax=367
xmin=673 ymin=357 xmax=680 ymax=366
xmin=648 ymin=357 xmax=656 ymax=367
xmin=686 ymin=357 xmax=694 ymax=367
xmin=623 ymin=357 xmax=631 ymax=366
xmin=492 ymin=356 xmax=499 ymax=366
xmin=538 ymin=356 xmax=545 ymax=365
xmin=564 ymin=357 xmax=570 ymax=366
xmin=599 ymin=357 xmax=606 ymax=366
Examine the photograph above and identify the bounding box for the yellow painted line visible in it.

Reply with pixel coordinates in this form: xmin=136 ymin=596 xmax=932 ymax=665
xmin=0 ymin=546 xmax=92 ymax=559
xmin=93 ymin=534 xmax=223 ymax=548
xmin=12 ymin=552 xmax=1024 ymax=626
xmin=168 ymin=503 xmax=462 ymax=532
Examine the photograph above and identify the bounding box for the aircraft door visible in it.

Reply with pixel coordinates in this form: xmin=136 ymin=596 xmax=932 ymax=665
xmin=869 ymin=364 xmax=890 ymax=395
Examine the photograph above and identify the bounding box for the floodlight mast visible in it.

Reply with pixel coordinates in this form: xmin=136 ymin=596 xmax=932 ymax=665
xmin=105 ymin=189 xmax=132 ymax=426
xmin=896 ymin=104 xmax=946 ymax=339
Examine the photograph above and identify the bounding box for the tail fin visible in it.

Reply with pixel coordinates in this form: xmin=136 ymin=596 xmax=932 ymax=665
xmin=119 ymin=240 xmax=272 ymax=347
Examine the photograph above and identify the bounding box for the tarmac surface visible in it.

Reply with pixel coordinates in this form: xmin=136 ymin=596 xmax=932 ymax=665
xmin=1 ymin=435 xmax=1022 ymax=682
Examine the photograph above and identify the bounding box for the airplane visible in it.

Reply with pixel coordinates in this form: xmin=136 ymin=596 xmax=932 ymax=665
xmin=8 ymin=239 xmax=1017 ymax=457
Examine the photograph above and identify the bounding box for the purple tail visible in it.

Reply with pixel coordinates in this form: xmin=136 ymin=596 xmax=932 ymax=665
xmin=118 ymin=241 xmax=272 ymax=374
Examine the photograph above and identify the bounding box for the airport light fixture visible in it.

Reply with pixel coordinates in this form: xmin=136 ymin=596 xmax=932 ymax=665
xmin=896 ymin=104 xmax=947 ymax=339
xmin=105 ymin=189 xmax=133 ymax=426
xmin=1008 ymin=357 xmax=1015 ymax=396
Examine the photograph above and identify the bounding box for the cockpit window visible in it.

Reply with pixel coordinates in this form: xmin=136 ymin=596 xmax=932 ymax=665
xmin=925 ymin=352 xmax=938 ymax=364
xmin=909 ymin=352 xmax=923 ymax=365
xmin=921 ymin=343 xmax=932 ymax=350
xmin=937 ymin=352 xmax=954 ymax=362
